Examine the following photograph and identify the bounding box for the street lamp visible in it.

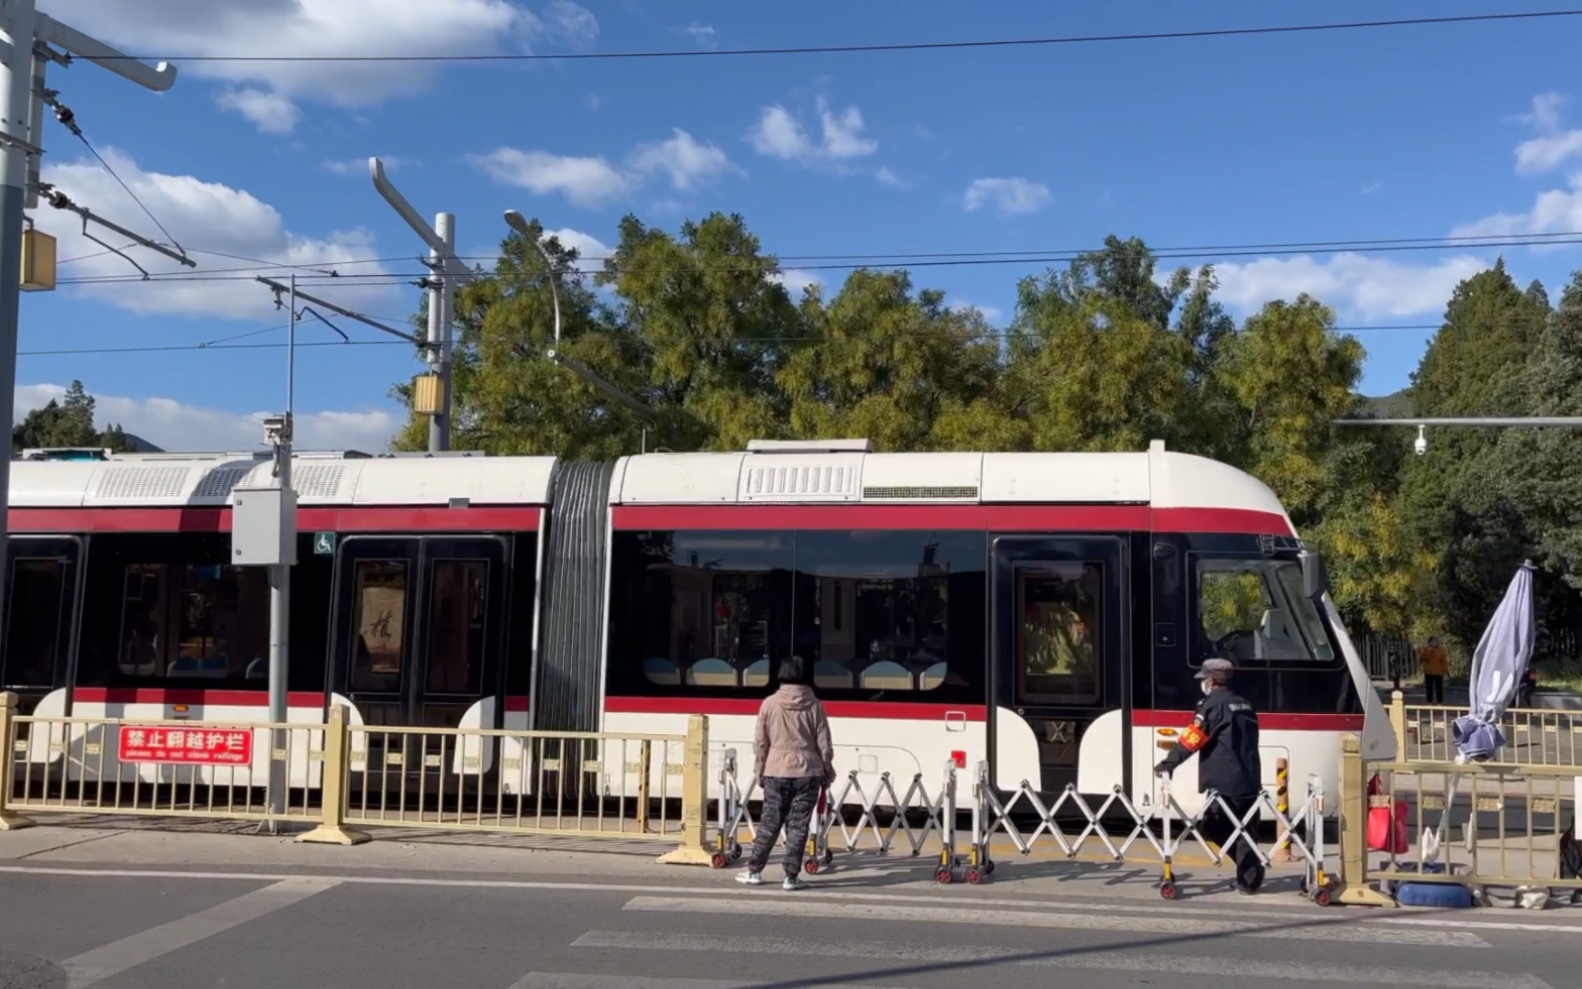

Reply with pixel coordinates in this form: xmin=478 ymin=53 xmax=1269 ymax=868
xmin=502 ymin=210 xmax=654 ymax=421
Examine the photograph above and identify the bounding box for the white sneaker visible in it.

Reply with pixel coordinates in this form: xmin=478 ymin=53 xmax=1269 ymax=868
xmin=782 ymin=877 xmax=808 ymax=891
xmin=735 ymin=870 xmax=763 ymax=886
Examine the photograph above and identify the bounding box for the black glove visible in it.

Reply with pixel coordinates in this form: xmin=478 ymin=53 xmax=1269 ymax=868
xmin=1154 ymin=761 xmax=1172 ymax=777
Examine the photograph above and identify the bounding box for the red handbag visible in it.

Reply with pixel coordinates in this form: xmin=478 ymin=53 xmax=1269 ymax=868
xmin=1365 ymin=773 xmax=1410 ymax=854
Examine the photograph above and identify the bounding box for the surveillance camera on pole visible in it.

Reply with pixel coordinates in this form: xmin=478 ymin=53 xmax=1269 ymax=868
xmin=1414 ymin=425 xmax=1427 ymax=457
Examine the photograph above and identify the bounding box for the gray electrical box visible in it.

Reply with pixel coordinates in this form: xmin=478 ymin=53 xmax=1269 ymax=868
xmin=232 ymin=485 xmax=298 ymax=566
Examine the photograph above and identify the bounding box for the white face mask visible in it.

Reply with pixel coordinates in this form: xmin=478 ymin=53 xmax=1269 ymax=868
xmin=1201 ymin=679 xmax=1214 ymax=696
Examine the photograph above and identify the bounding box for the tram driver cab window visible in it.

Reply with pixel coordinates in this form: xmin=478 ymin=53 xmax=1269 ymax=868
xmin=1193 ymin=556 xmax=1335 ymax=666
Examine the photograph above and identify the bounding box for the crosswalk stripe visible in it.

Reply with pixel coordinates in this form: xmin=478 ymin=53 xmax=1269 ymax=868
xmin=508 ymin=975 xmax=923 ymax=989
xmin=619 ymin=895 xmax=1489 ymax=948
xmin=572 ymin=931 xmax=1554 ymax=989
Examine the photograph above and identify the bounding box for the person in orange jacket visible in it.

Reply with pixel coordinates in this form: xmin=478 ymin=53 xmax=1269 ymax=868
xmin=1419 ymin=636 xmax=1448 ymax=704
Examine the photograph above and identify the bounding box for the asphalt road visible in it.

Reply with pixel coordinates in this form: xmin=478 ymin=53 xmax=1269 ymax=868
xmin=1 ymin=862 xmax=1579 ymax=989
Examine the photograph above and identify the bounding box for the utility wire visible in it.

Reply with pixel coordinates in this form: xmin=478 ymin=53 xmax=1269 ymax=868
xmin=118 ymin=10 xmax=1582 ymax=63
xmin=48 ymin=230 xmax=1582 ymax=284
xmin=48 ymin=231 xmax=1582 ymax=287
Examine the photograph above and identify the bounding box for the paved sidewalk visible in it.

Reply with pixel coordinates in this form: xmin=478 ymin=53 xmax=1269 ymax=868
xmin=0 ymin=820 xmax=1323 ymax=909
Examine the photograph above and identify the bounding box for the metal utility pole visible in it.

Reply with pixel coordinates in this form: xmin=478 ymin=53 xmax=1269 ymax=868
xmin=0 ymin=0 xmax=174 ymax=625
xmin=235 ymin=276 xmax=304 ymax=830
xmin=264 ymin=275 xmax=296 ymax=828
xmin=369 ymin=158 xmax=467 ymax=452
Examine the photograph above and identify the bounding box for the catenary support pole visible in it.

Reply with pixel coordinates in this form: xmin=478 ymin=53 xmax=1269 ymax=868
xmin=0 ymin=0 xmax=39 ymax=632
xmin=265 ymin=275 xmax=296 ymax=829
xmin=427 ymin=212 xmax=455 ymax=452
xmin=0 ymin=2 xmax=175 ymax=645
xmin=369 ymin=159 xmax=468 ymax=454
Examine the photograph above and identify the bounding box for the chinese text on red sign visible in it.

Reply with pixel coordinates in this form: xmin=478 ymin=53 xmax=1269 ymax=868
xmin=117 ymin=726 xmax=254 ymax=765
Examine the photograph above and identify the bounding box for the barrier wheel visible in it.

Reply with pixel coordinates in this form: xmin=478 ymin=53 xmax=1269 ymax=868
xmin=1159 ymin=883 xmax=1178 ymax=901
xmin=822 ymin=850 xmax=834 ymax=865
xmin=984 ymin=861 xmax=996 ymax=876
xmin=1313 ymin=887 xmax=1332 ymax=908
xmin=710 ymin=852 xmax=727 ymax=870
xmin=805 ymin=858 xmax=820 ymax=875
xmin=966 ymin=869 xmax=983 ymax=885
xmin=936 ymin=868 xmax=954 ymax=885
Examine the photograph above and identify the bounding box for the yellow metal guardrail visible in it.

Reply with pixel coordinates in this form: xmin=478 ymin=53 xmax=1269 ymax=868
xmin=1333 ymin=732 xmax=1582 ymax=908
xmin=1387 ymin=690 xmax=1582 ymax=768
xmin=0 ymin=691 xmax=716 ymax=862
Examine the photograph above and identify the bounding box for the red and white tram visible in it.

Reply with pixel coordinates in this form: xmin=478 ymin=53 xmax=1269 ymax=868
xmin=2 ymin=439 xmax=1393 ymax=814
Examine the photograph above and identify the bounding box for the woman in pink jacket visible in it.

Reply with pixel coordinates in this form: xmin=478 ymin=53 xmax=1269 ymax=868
xmin=737 ymin=655 xmax=836 ymax=890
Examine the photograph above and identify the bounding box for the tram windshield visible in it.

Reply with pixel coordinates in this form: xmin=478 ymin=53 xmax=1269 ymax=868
xmin=1192 ymin=555 xmax=1338 ymax=666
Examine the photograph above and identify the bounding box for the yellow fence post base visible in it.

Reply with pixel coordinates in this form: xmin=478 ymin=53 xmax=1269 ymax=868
xmin=1337 ymin=732 xmax=1397 ymax=908
xmin=296 ymin=825 xmax=370 ymax=847
xmin=0 ymin=692 xmax=35 ymax=831
xmin=295 ymin=704 xmax=371 ymax=847
xmin=659 ymin=714 xmax=712 ymax=867
xmin=656 ymin=845 xmax=714 ymax=866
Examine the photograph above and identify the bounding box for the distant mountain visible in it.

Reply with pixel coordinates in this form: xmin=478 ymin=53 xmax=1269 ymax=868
xmin=1361 ymin=389 xmax=1412 ymax=419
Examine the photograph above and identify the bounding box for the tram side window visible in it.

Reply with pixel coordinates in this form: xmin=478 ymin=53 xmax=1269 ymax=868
xmin=115 ymin=563 xmax=270 ymax=681
xmin=1192 ymin=556 xmax=1336 ymax=666
xmin=792 ymin=532 xmax=984 ymax=694
xmin=350 ymin=561 xmax=409 ymax=692
xmin=426 ymin=560 xmax=488 ymax=694
xmin=2 ymin=557 xmax=68 ymax=688
xmin=609 ymin=530 xmax=795 ymax=691
xmin=1016 ymin=563 xmax=1104 ymax=705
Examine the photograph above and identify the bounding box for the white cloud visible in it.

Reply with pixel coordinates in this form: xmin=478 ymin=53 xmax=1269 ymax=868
xmin=16 ymin=384 xmax=399 ymax=454
xmin=770 ymin=269 xmax=822 ymax=297
xmin=876 ymin=167 xmax=904 ymax=188
xmin=1361 ymin=179 xmax=1384 ymax=195
xmin=950 ymin=299 xmax=1003 ymax=323
xmin=470 ymin=129 xmax=737 ymax=207
xmin=321 ymin=156 xmax=418 ymax=176
xmin=546 ymin=228 xmax=613 ymax=272
xmin=680 ymin=23 xmax=717 ymax=48
xmin=747 ymin=96 xmax=878 ymax=164
xmin=1451 ymin=172 xmax=1582 ymax=240
xmin=628 ymin=129 xmax=740 ymax=191
xmin=584 ymin=93 xmax=603 ymax=111
xmin=468 ymin=148 xmax=634 ymax=207
xmin=1214 ymin=253 xmax=1490 ymax=320
xmin=1512 ymin=92 xmax=1582 ymax=175
xmin=962 ymin=177 xmax=1052 ymax=216
xmin=43 ymin=0 xmax=598 ymax=133
xmin=39 ymin=148 xmax=393 ymax=320
xmin=214 ymin=87 xmax=300 ymax=134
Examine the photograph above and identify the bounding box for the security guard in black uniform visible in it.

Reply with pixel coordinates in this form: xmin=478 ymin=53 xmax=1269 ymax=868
xmin=1154 ymin=657 xmax=1264 ymax=894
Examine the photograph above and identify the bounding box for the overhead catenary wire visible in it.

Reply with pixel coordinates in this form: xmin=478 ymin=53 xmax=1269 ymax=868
xmin=106 ymin=10 xmax=1582 ymax=64
xmin=44 ymin=230 xmax=1582 ymax=288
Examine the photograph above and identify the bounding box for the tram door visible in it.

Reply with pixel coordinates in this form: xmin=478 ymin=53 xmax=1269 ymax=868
xmin=1 ymin=538 xmax=82 ymax=716
xmin=331 ymin=535 xmax=509 ymax=730
xmin=991 ymin=535 xmax=1127 ymax=795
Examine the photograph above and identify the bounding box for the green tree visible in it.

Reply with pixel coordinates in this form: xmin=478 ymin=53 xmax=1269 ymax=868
xmin=1399 ymin=260 xmax=1552 ymax=645
xmin=595 ymin=212 xmax=806 ymax=450
xmin=14 ymin=380 xmax=132 ymax=451
xmin=1213 ymin=295 xmax=1364 ymax=525
xmin=1004 ymin=239 xmax=1196 ymax=452
xmin=778 ymin=269 xmax=1013 ymax=450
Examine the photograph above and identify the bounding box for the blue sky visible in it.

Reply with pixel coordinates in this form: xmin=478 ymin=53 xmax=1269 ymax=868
xmin=17 ymin=0 xmax=1582 ymax=452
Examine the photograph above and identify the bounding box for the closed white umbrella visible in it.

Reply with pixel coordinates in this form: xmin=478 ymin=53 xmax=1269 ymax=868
xmin=1452 ymin=561 xmax=1537 ymax=762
